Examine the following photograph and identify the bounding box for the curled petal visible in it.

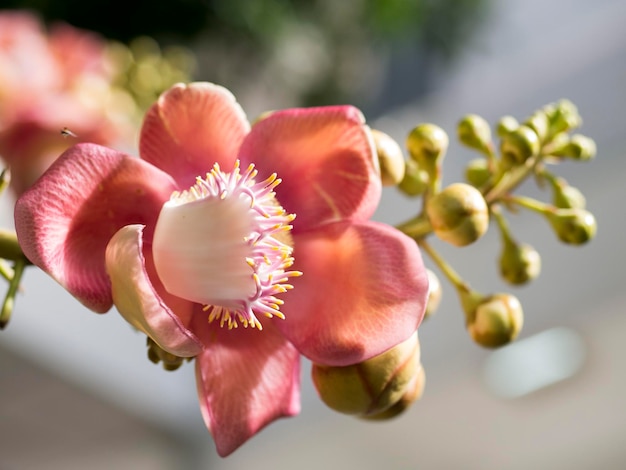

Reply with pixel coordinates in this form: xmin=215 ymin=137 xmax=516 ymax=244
xmin=194 ymin=321 xmax=301 ymax=457
xmin=140 ymin=82 xmax=250 ymax=189
xmin=14 ymin=143 xmax=176 ymax=312
xmin=240 ymin=106 xmax=381 ymax=231
xmin=105 ymin=225 xmax=202 ymax=357
xmin=278 ymin=220 xmax=429 ymax=366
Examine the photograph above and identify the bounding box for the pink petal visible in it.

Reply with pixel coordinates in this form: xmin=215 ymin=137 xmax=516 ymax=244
xmin=239 ymin=106 xmax=381 ymax=232
xmin=194 ymin=321 xmax=301 ymax=457
xmin=139 ymin=82 xmax=250 ymax=189
xmin=277 ymin=220 xmax=429 ymax=366
xmin=14 ymin=143 xmax=177 ymax=312
xmin=105 ymin=225 xmax=202 ymax=357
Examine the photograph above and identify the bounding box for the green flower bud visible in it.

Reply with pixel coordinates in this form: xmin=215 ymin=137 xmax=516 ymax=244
xmin=360 ymin=365 xmax=425 ymax=421
xmin=548 ymin=176 xmax=586 ymax=209
xmin=426 ymin=183 xmax=489 ymax=246
xmin=500 ymin=125 xmax=540 ymax=164
xmin=546 ymin=208 xmax=597 ymax=245
xmin=406 ymin=123 xmax=449 ymax=163
xmin=146 ymin=337 xmax=188 ymax=371
xmin=466 ymin=293 xmax=524 ymax=348
xmin=457 ymin=114 xmax=492 ymax=154
xmin=496 ymin=115 xmax=519 ymax=137
xmin=524 ymin=110 xmax=549 ymax=143
xmin=371 ymin=129 xmax=406 ymax=186
xmin=546 ymin=99 xmax=582 ymax=135
xmin=465 ymin=158 xmax=491 ymax=188
xmin=424 ymin=269 xmax=442 ymax=319
xmin=312 ymin=332 xmax=421 ymax=417
xmin=398 ymin=159 xmax=429 ymax=197
xmin=561 ymin=134 xmax=597 ymax=161
xmin=499 ymin=240 xmax=541 ymax=285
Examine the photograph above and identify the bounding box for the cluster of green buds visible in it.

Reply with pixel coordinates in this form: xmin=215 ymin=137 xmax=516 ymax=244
xmin=106 ymin=36 xmax=197 ymax=118
xmin=0 ymin=169 xmax=29 ymax=329
xmin=373 ymin=99 xmax=596 ymax=352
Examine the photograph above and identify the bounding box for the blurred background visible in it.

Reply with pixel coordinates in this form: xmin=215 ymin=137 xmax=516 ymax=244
xmin=0 ymin=0 xmax=625 ymax=468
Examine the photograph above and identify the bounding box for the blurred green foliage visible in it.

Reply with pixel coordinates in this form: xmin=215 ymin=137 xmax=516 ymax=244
xmin=1 ymin=0 xmax=490 ymax=111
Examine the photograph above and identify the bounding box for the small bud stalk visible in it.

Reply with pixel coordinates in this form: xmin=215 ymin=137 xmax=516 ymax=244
xmin=492 ymin=205 xmax=541 ymax=285
xmin=507 ymin=194 xmax=596 ymax=245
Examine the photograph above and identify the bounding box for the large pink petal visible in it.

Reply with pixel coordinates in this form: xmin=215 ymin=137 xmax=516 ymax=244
xmin=105 ymin=225 xmax=202 ymax=357
xmin=239 ymin=106 xmax=381 ymax=232
xmin=14 ymin=143 xmax=176 ymax=312
xmin=277 ymin=220 xmax=429 ymax=366
xmin=194 ymin=320 xmax=301 ymax=457
xmin=139 ymin=82 xmax=250 ymax=189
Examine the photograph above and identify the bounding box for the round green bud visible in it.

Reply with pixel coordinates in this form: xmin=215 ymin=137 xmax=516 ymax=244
xmin=547 ymin=99 xmax=582 ymax=135
xmin=371 ymin=129 xmax=406 ymax=186
xmin=467 ymin=293 xmax=524 ymax=348
xmin=424 ymin=269 xmax=442 ymax=319
xmin=499 ymin=240 xmax=541 ymax=285
xmin=398 ymin=159 xmax=429 ymax=197
xmin=426 ymin=183 xmax=489 ymax=247
xmin=146 ymin=337 xmax=188 ymax=371
xmin=549 ymin=177 xmax=586 ymax=209
xmin=406 ymin=123 xmax=449 ymax=163
xmin=565 ymin=134 xmax=597 ymax=161
xmin=546 ymin=208 xmax=597 ymax=245
xmin=360 ymin=364 xmax=425 ymax=421
xmin=457 ymin=114 xmax=492 ymax=153
xmin=500 ymin=125 xmax=540 ymax=164
xmin=525 ymin=110 xmax=549 ymax=143
xmin=496 ymin=115 xmax=519 ymax=137
xmin=465 ymin=158 xmax=491 ymax=188
xmin=311 ymin=332 xmax=421 ymax=416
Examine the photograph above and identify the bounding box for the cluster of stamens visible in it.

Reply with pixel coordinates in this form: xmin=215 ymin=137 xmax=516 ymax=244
xmin=169 ymin=161 xmax=301 ymax=330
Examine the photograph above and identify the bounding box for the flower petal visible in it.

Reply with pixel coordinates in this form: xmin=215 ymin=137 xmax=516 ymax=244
xmin=194 ymin=321 xmax=301 ymax=457
xmin=239 ymin=106 xmax=381 ymax=231
xmin=140 ymin=82 xmax=250 ymax=188
xmin=14 ymin=143 xmax=176 ymax=312
xmin=105 ymin=224 xmax=202 ymax=357
xmin=277 ymin=220 xmax=429 ymax=366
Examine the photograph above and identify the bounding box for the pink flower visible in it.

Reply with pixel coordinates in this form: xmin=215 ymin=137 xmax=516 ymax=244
xmin=14 ymin=82 xmax=428 ymax=456
xmin=0 ymin=10 xmax=135 ymax=196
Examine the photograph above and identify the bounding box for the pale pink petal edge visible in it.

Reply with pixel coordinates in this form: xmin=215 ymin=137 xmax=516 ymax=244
xmin=105 ymin=224 xmax=202 ymax=357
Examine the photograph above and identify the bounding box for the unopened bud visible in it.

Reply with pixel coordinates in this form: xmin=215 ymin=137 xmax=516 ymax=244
xmin=371 ymin=129 xmax=406 ymax=186
xmin=406 ymin=124 xmax=449 ymax=163
xmin=466 ymin=293 xmax=524 ymax=348
xmin=496 ymin=115 xmax=519 ymax=137
xmin=499 ymin=240 xmax=541 ymax=285
xmin=398 ymin=159 xmax=429 ymax=197
xmin=146 ymin=337 xmax=188 ymax=371
xmin=360 ymin=364 xmax=425 ymax=421
xmin=426 ymin=183 xmax=489 ymax=247
xmin=553 ymin=134 xmax=596 ymax=161
xmin=465 ymin=158 xmax=491 ymax=188
xmin=546 ymin=208 xmax=597 ymax=245
xmin=457 ymin=114 xmax=492 ymax=154
xmin=424 ymin=269 xmax=442 ymax=319
xmin=546 ymin=99 xmax=582 ymax=135
xmin=500 ymin=125 xmax=540 ymax=164
xmin=312 ymin=332 xmax=421 ymax=417
xmin=525 ymin=110 xmax=549 ymax=143
xmin=549 ymin=176 xmax=586 ymax=209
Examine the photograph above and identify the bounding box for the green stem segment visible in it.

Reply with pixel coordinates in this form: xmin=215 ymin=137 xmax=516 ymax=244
xmin=1 ymin=257 xmax=26 ymax=329
xmin=417 ymin=239 xmax=484 ymax=324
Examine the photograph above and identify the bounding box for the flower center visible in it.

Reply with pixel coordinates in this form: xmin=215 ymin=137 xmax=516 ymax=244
xmin=152 ymin=161 xmax=301 ymax=330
